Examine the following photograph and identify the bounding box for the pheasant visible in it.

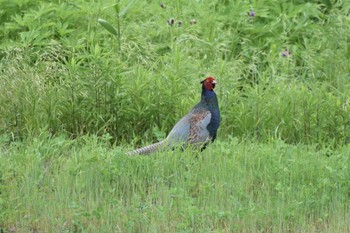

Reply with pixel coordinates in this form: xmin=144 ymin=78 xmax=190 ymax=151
xmin=126 ymin=76 xmax=220 ymax=155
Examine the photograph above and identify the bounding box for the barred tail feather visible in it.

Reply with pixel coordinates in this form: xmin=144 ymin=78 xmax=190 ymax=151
xmin=126 ymin=141 xmax=165 ymax=156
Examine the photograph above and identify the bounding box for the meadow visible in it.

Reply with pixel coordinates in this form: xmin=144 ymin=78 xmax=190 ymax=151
xmin=1 ymin=0 xmax=350 ymax=232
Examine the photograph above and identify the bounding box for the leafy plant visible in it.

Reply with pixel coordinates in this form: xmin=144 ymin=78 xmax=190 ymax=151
xmin=0 ymin=0 xmax=350 ymax=146
xmin=98 ymin=0 xmax=139 ymax=54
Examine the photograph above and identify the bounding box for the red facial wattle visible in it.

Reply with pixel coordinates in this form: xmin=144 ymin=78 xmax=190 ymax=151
xmin=201 ymin=77 xmax=217 ymax=90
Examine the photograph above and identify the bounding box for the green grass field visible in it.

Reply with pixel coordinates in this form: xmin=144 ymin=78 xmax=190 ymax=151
xmin=1 ymin=136 xmax=349 ymax=232
xmin=1 ymin=0 xmax=350 ymax=232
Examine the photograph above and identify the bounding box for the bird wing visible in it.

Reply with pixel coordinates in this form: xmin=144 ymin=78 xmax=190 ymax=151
xmin=166 ymin=109 xmax=212 ymax=146
xmin=188 ymin=110 xmax=211 ymax=144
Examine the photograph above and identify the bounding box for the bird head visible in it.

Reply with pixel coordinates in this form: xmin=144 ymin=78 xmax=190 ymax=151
xmin=201 ymin=76 xmax=217 ymax=91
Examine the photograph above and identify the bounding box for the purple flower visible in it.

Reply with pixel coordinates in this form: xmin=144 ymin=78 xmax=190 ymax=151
xmin=247 ymin=10 xmax=255 ymax=17
xmin=281 ymin=49 xmax=291 ymax=57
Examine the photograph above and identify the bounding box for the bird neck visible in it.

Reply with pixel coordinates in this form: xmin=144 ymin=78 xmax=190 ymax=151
xmin=201 ymin=87 xmax=216 ymax=100
xmin=201 ymin=88 xmax=218 ymax=109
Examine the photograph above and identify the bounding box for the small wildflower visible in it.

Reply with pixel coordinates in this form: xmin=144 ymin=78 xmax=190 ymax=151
xmin=281 ymin=48 xmax=291 ymax=57
xmin=190 ymin=19 xmax=197 ymax=25
xmin=248 ymin=5 xmax=255 ymax=17
xmin=160 ymin=2 xmax=166 ymax=8
xmin=167 ymin=18 xmax=175 ymax=26
xmin=247 ymin=11 xmax=255 ymax=17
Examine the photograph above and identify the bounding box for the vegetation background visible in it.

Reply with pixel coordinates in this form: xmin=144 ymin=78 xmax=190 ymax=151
xmin=0 ymin=0 xmax=349 ymax=232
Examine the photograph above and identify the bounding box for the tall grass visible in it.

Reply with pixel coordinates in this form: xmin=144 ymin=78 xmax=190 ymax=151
xmin=0 ymin=0 xmax=350 ymax=145
xmin=0 ymin=135 xmax=349 ymax=232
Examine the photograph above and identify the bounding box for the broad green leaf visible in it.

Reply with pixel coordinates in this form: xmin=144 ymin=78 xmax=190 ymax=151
xmin=114 ymin=2 xmax=120 ymax=14
xmin=98 ymin=18 xmax=118 ymax=36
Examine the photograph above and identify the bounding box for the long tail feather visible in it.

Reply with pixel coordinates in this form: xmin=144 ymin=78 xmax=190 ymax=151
xmin=126 ymin=140 xmax=165 ymax=156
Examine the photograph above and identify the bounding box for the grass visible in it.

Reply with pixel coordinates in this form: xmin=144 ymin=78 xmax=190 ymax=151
xmin=1 ymin=0 xmax=350 ymax=145
xmin=1 ymin=0 xmax=350 ymax=232
xmin=1 ymin=135 xmax=349 ymax=232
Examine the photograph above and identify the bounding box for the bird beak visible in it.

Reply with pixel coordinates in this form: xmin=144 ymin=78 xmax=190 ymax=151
xmin=212 ymin=80 xmax=217 ymax=84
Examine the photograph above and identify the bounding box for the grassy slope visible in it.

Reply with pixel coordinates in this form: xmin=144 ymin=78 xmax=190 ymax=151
xmin=1 ymin=136 xmax=349 ymax=232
